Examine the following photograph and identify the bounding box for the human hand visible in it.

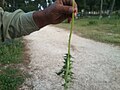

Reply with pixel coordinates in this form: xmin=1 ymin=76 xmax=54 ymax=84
xmin=33 ymin=0 xmax=78 ymax=28
xmin=43 ymin=0 xmax=78 ymax=24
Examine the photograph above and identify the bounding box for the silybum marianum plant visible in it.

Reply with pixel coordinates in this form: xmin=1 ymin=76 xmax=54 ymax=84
xmin=57 ymin=0 xmax=75 ymax=89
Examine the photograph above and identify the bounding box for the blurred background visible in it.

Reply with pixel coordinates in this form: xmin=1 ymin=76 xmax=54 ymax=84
xmin=0 ymin=0 xmax=120 ymax=18
xmin=0 ymin=0 xmax=120 ymax=45
xmin=0 ymin=1 xmax=120 ymax=90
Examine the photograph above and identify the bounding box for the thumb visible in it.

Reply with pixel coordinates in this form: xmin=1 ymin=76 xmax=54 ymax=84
xmin=59 ymin=6 xmax=73 ymax=14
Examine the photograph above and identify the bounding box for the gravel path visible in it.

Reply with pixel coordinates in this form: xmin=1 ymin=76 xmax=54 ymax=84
xmin=22 ymin=26 xmax=120 ymax=90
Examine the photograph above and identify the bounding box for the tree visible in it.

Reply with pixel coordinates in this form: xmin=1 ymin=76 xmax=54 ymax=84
xmin=99 ymin=0 xmax=103 ymax=19
xmin=116 ymin=0 xmax=120 ymax=10
xmin=0 ymin=0 xmax=4 ymax=7
xmin=108 ymin=0 xmax=115 ymax=18
xmin=0 ymin=0 xmax=7 ymax=8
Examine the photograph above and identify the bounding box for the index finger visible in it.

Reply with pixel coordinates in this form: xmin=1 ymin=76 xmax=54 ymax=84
xmin=56 ymin=0 xmax=78 ymax=15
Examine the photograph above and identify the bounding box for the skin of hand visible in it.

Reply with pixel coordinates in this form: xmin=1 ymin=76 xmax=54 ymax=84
xmin=33 ymin=0 xmax=78 ymax=28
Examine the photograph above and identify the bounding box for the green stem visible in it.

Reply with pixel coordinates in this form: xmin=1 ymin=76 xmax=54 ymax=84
xmin=64 ymin=0 xmax=75 ymax=89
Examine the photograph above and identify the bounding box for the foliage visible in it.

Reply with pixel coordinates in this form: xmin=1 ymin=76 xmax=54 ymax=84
xmin=4 ymin=0 xmax=47 ymax=12
xmin=88 ymin=20 xmax=98 ymax=25
xmin=0 ymin=67 xmax=25 ymax=90
xmin=57 ymin=16 xmax=120 ymax=46
xmin=3 ymin=0 xmax=120 ymax=12
xmin=76 ymin=0 xmax=120 ymax=11
xmin=0 ymin=40 xmax=23 ymax=64
xmin=57 ymin=54 xmax=74 ymax=89
xmin=0 ymin=40 xmax=26 ymax=90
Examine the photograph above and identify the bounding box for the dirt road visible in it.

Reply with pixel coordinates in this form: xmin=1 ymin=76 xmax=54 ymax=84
xmin=21 ymin=26 xmax=120 ymax=90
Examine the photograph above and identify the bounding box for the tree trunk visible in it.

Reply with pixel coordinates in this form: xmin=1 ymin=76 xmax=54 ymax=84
xmin=0 ymin=0 xmax=4 ymax=8
xmin=108 ymin=0 xmax=115 ymax=18
xmin=84 ymin=0 xmax=87 ymax=16
xmin=99 ymin=0 xmax=103 ymax=19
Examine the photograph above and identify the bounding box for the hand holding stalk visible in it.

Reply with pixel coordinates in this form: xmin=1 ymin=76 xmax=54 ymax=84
xmin=57 ymin=0 xmax=76 ymax=89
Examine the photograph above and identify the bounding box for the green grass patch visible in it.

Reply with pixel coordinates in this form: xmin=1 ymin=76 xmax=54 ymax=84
xmin=0 ymin=67 xmax=25 ymax=90
xmin=0 ymin=39 xmax=26 ymax=90
xmin=56 ymin=16 xmax=120 ymax=46
xmin=0 ymin=40 xmax=23 ymax=64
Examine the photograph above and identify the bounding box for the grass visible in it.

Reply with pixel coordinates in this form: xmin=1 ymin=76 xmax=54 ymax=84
xmin=0 ymin=39 xmax=26 ymax=90
xmin=0 ymin=40 xmax=23 ymax=64
xmin=0 ymin=67 xmax=25 ymax=90
xmin=56 ymin=16 xmax=120 ymax=46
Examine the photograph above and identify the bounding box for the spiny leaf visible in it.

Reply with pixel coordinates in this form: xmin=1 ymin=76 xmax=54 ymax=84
xmin=56 ymin=69 xmax=64 ymax=75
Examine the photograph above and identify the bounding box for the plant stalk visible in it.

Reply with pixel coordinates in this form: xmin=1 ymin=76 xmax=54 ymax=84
xmin=64 ymin=0 xmax=75 ymax=89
